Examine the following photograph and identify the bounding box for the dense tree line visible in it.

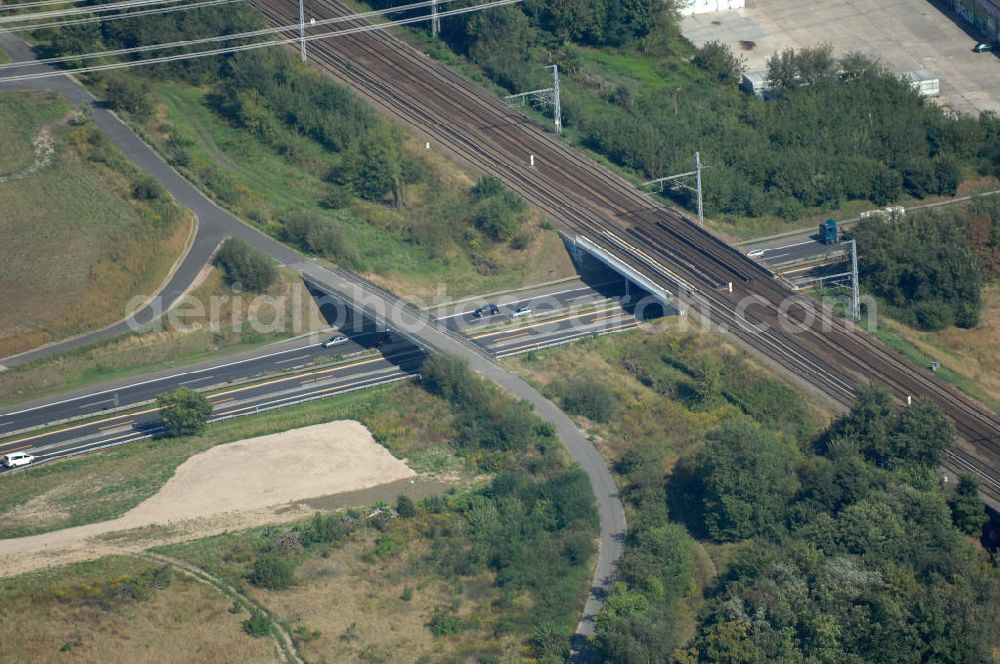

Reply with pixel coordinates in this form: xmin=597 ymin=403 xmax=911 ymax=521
xmin=593 ymin=384 xmax=997 ymax=662
xmin=853 ymin=211 xmax=983 ymax=330
xmin=397 ymin=1 xmax=1000 ymax=222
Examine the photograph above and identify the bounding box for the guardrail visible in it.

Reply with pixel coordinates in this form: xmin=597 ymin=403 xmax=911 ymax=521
xmin=2 ymin=374 xmax=418 ymax=474
xmin=324 ymin=266 xmax=498 ymax=363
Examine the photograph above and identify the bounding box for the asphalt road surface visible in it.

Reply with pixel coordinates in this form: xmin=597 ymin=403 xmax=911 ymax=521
xmin=0 ymin=281 xmax=645 ymax=467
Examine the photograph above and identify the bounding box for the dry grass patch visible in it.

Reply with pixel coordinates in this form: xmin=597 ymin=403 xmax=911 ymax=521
xmin=0 ymin=556 xmax=275 ymax=664
xmin=249 ymin=532 xmax=524 ymax=663
xmin=0 ymin=91 xmax=193 ymax=358
xmin=0 ymin=266 xmax=323 ymax=405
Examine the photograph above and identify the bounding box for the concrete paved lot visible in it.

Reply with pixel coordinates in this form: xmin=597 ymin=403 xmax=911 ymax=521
xmin=682 ymin=0 xmax=1000 ymax=116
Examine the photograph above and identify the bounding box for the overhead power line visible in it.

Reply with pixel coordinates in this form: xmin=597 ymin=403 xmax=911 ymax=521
xmin=0 ymin=0 xmax=196 ymax=25
xmin=1 ymin=0 xmax=243 ymax=33
xmin=0 ymin=0 xmax=454 ymax=69
xmin=0 ymin=0 xmax=524 ymax=83
xmin=0 ymin=0 xmax=122 ymax=12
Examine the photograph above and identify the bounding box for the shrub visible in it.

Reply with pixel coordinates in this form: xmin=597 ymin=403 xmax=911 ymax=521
xmin=558 ymin=380 xmax=618 ymax=423
xmin=396 ymin=494 xmax=417 ymax=518
xmin=214 ymin=237 xmax=277 ymax=293
xmin=243 ymin=609 xmax=273 ymax=637
xmin=429 ymin=608 xmax=464 ymax=636
xmin=248 ymin=553 xmax=295 ymax=590
xmin=279 ymin=210 xmax=359 ymax=266
xmin=104 ymin=76 xmax=153 ymax=120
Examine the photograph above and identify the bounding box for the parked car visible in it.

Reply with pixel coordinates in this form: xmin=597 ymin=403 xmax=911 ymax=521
xmin=322 ymin=335 xmax=348 ymax=348
xmin=3 ymin=452 xmax=35 ymax=468
xmin=973 ymin=42 xmax=993 ymax=52
xmin=746 ymin=248 xmax=765 ymax=259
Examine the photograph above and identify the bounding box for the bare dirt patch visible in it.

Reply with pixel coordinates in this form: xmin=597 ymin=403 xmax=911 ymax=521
xmin=0 ymin=421 xmax=414 ymax=577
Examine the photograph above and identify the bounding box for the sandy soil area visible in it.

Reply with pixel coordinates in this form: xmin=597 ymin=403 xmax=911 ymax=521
xmin=0 ymin=420 xmax=415 ymax=577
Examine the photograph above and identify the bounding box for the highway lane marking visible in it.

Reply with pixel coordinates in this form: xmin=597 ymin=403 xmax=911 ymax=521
xmin=0 ymin=406 xmax=160 ymax=447
xmin=275 ymin=354 xmax=312 ymax=365
xmin=179 ymin=375 xmax=214 ymax=385
xmin=1 ymin=351 xmax=422 ymax=447
xmin=0 ymin=342 xmax=341 ymax=418
xmin=214 ymin=373 xmax=407 ymax=419
xmin=589 ymin=312 xmax=624 ymax=323
xmin=492 ymin=332 xmax=530 ymax=343
xmin=1 ymin=282 xmax=618 ymax=419
xmin=210 ymin=397 xmax=234 ymax=406
xmin=501 ymin=320 xmax=640 ymax=354
xmin=767 ymin=239 xmax=817 ymax=252
xmin=78 ymin=398 xmax=115 ymax=409
xmin=98 ymin=419 xmax=134 ymax=431
xmin=3 ymin=374 xmax=169 ymax=417
xmin=434 ymin=283 xmax=613 ymax=320
xmin=470 ymin=305 xmax=621 ymax=340
xmin=206 ymin=354 xmax=395 ymax=399
xmin=0 ymin=444 xmax=34 ymax=454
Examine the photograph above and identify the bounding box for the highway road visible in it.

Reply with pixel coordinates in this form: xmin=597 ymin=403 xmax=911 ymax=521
xmin=0 ymin=279 xmax=642 ymax=470
xmin=757 ymin=238 xmax=846 ymax=265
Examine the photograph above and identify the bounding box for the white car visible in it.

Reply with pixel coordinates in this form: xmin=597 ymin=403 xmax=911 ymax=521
xmin=3 ymin=452 xmax=35 ymax=468
xmin=746 ymin=248 xmax=765 ymax=259
xmin=512 ymin=306 xmax=532 ymax=317
xmin=322 ymin=335 xmax=348 ymax=348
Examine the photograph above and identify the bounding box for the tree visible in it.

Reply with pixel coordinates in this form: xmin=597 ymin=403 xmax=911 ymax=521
xmin=696 ymin=421 xmax=798 ymax=541
xmin=888 ymin=399 xmax=954 ymax=469
xmin=693 ymin=41 xmax=746 ymax=85
xmin=396 ymin=494 xmax=417 ymax=518
xmin=104 ymin=76 xmax=153 ymax=120
xmin=950 ymin=474 xmax=988 ymax=536
xmin=157 ymin=387 xmax=212 ymax=437
xmin=214 ymin=237 xmax=277 ymax=293
xmin=870 ymin=165 xmax=903 ymax=206
xmin=853 ymin=212 xmax=982 ymax=331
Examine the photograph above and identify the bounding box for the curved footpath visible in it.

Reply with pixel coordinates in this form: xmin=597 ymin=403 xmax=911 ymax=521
xmin=0 ymin=31 xmax=626 ymax=659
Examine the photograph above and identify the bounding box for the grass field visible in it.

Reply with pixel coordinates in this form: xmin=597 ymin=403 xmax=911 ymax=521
xmin=0 ymin=91 xmax=192 ymax=358
xmin=138 ymin=80 xmax=574 ymax=299
xmin=155 ymin=522 xmax=526 ymax=663
xmin=0 ymin=381 xmax=463 ymax=539
xmin=507 ymin=320 xmax=827 ymax=465
xmin=0 ymin=47 xmax=9 ymax=66
xmin=867 ymin=285 xmax=1000 ymax=411
xmin=0 ymin=556 xmax=275 ymax=664
xmin=0 ymin=266 xmax=325 ymax=406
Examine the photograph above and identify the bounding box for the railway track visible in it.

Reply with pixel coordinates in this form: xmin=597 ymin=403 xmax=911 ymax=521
xmin=250 ymin=0 xmax=1000 ymax=504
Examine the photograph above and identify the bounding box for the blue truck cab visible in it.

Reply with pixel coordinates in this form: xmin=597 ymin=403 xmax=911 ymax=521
xmin=819 ymin=218 xmax=839 ymax=244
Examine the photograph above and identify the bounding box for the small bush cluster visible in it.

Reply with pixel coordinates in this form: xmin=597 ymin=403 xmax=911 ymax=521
xmin=214 ymin=237 xmax=277 ymax=293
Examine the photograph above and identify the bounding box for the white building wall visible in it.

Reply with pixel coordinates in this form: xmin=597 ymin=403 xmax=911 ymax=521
xmin=680 ymin=0 xmax=746 ymax=16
